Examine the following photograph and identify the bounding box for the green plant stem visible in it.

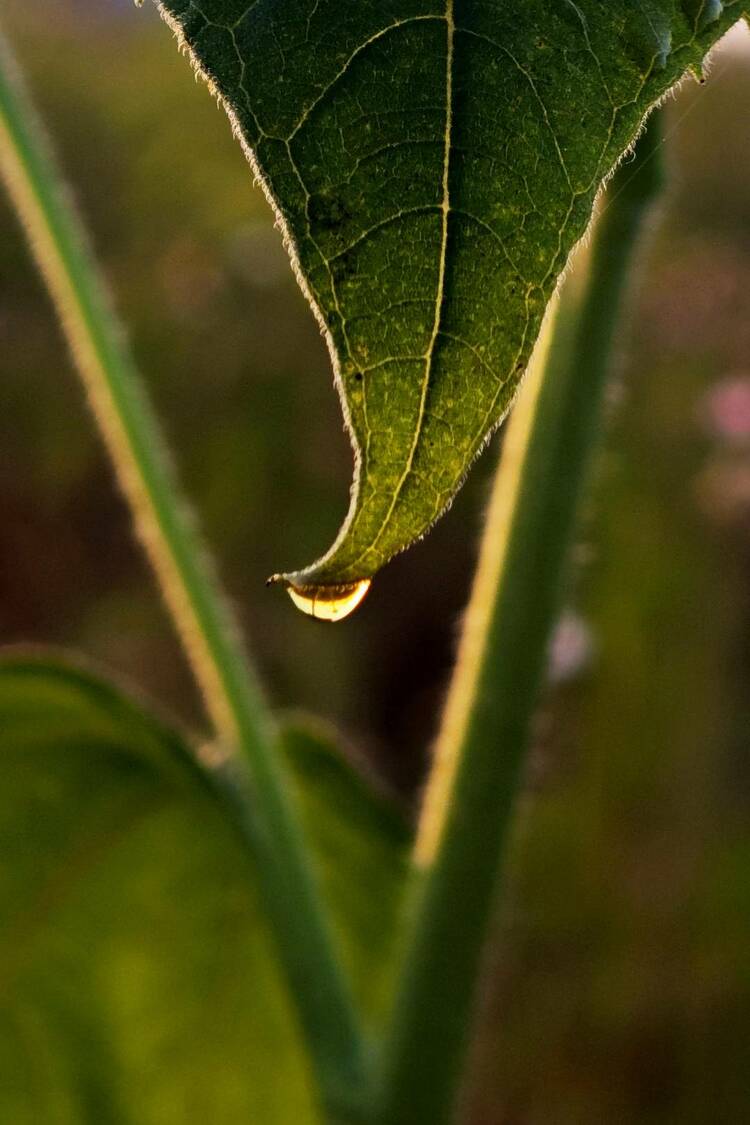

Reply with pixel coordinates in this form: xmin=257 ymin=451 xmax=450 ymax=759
xmin=0 ymin=28 xmax=367 ymax=1117
xmin=375 ymin=114 xmax=664 ymax=1125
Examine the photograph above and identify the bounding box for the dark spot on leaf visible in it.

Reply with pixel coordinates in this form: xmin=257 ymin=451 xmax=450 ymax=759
xmin=309 ymin=191 xmax=353 ymax=232
xmin=332 ymin=251 xmax=356 ymax=283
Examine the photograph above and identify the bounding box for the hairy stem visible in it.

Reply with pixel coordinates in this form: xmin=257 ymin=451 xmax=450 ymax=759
xmin=0 ymin=28 xmax=367 ymax=1116
xmin=375 ymin=113 xmax=664 ymax=1125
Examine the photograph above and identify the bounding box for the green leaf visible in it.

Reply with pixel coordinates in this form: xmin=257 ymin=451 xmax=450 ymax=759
xmin=281 ymin=717 xmax=409 ymax=1029
xmin=0 ymin=656 xmax=407 ymax=1123
xmin=154 ymin=0 xmax=744 ymax=592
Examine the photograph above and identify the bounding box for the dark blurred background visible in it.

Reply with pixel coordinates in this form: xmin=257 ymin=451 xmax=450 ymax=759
xmin=1 ymin=3 xmax=749 ymax=1121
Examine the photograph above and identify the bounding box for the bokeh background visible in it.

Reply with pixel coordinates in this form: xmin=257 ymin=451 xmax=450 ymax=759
xmin=1 ymin=2 xmax=749 ymax=1121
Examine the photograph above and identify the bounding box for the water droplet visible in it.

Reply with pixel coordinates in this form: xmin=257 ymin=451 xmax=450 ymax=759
xmin=272 ymin=578 xmax=371 ymax=621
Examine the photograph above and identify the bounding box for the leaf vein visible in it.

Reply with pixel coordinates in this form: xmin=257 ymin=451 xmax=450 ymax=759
xmin=345 ymin=0 xmax=455 ymax=570
xmin=287 ymin=15 xmax=445 ymax=143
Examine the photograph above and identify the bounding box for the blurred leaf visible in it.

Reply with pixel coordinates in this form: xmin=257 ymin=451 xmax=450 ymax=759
xmin=155 ymin=0 xmax=745 ymax=591
xmin=281 ymin=717 xmax=409 ymax=1030
xmin=0 ymin=656 xmax=408 ymax=1123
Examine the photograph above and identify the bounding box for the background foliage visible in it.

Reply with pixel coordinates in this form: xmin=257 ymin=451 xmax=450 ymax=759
xmin=1 ymin=1 xmax=749 ymax=1120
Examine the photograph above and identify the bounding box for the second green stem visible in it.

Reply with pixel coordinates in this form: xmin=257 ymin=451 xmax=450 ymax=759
xmin=376 ymin=114 xmax=664 ymax=1125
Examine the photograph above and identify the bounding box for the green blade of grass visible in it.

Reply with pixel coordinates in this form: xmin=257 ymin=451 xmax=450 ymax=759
xmin=375 ymin=112 xmax=664 ymax=1125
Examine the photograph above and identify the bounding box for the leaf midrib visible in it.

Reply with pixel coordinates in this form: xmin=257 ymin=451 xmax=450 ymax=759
xmin=349 ymin=0 xmax=455 ymax=572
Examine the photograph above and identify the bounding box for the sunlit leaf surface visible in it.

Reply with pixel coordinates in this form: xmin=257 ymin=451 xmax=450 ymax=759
xmin=155 ymin=0 xmax=745 ymax=592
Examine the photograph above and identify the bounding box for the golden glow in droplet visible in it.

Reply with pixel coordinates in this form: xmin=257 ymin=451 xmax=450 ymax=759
xmin=285 ymin=579 xmax=371 ymax=622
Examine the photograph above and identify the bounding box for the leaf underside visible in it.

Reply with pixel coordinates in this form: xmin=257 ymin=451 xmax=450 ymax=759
xmin=155 ymin=0 xmax=745 ymax=587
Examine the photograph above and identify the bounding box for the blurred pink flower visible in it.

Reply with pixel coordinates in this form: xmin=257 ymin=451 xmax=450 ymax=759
xmin=702 ymin=374 xmax=750 ymax=443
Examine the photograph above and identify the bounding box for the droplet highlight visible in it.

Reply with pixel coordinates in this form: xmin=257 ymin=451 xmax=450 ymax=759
xmin=283 ymin=579 xmax=371 ymax=621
